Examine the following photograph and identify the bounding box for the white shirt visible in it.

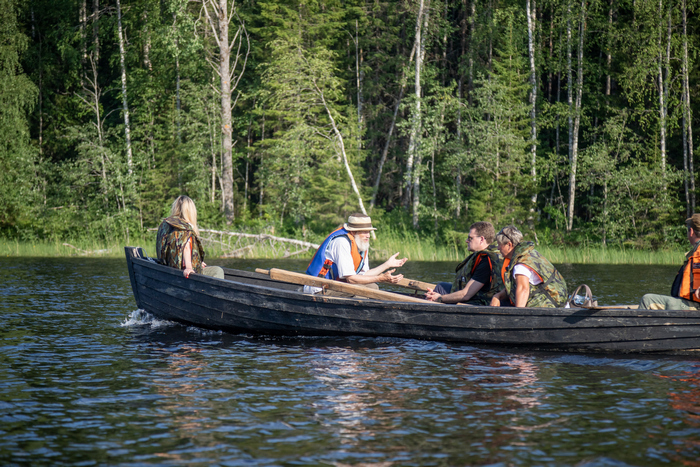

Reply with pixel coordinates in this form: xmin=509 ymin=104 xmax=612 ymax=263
xmin=512 ymin=264 xmax=543 ymax=285
xmin=304 ymin=237 xmax=369 ymax=294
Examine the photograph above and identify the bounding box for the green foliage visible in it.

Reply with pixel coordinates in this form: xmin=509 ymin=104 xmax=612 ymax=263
xmin=460 ymin=8 xmax=532 ymax=228
xmin=2 ymin=0 xmax=700 ymax=255
xmin=0 ymin=0 xmax=39 ymax=234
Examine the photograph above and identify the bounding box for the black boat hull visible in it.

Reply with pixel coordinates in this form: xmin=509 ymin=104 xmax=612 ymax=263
xmin=125 ymin=247 xmax=700 ymax=353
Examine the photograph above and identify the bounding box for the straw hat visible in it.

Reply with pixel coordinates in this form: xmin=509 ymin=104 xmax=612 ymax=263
xmin=344 ymin=213 xmax=377 ymax=231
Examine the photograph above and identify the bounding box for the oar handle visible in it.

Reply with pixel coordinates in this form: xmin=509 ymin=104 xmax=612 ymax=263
xmin=257 ymin=268 xmax=435 ymax=292
xmin=257 ymin=268 xmax=429 ymax=304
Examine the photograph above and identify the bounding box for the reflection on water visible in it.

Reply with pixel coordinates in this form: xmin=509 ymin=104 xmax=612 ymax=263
xmin=1 ymin=257 xmax=700 ymax=465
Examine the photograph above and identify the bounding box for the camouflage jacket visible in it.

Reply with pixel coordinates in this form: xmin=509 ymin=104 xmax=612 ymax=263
xmin=504 ymin=242 xmax=567 ymax=308
xmin=156 ymin=216 xmax=205 ymax=273
xmin=451 ymin=243 xmax=504 ymax=305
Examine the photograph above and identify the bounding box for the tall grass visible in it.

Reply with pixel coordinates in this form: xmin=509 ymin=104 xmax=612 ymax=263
xmin=537 ymin=245 xmax=686 ymax=265
xmin=0 ymin=232 xmax=157 ymax=258
xmin=370 ymin=228 xmax=688 ymax=264
xmin=0 ymin=230 xmax=688 ymax=264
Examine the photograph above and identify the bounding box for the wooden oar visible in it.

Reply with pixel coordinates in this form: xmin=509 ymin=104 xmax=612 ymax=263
xmin=255 ymin=268 xmax=429 ymax=304
xmin=591 ymin=304 xmax=639 ymax=310
xmin=396 ymin=277 xmax=436 ymax=292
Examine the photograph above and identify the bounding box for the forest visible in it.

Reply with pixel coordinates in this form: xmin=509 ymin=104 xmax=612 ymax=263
xmin=1 ymin=0 xmax=699 ymax=248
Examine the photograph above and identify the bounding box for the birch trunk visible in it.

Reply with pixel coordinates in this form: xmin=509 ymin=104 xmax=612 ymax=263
xmin=566 ymin=0 xmax=574 ymax=231
xmin=455 ymin=77 xmax=462 ymax=219
xmin=468 ymin=0 xmax=476 ymax=105
xmin=207 ymin=84 xmax=217 ymax=203
xmin=527 ymin=0 xmax=537 ymax=222
xmin=411 ymin=6 xmax=429 ymax=228
xmin=606 ymin=0 xmax=613 ymax=99
xmin=684 ymin=103 xmax=690 ymax=216
xmin=218 ymin=0 xmax=234 ymax=221
xmin=92 ymin=0 xmax=99 ymax=63
xmin=682 ymin=0 xmax=696 ymax=212
xmin=657 ymin=0 xmax=668 ymax=181
xmin=115 ymin=0 xmax=133 ymax=175
xmin=173 ymin=12 xmax=182 ymax=143
xmin=355 ymin=19 xmax=362 ymax=123
xmin=403 ymin=0 xmax=425 ymax=210
xmin=202 ymin=0 xmax=250 ymax=223
xmin=567 ymin=0 xmax=586 ymax=232
xmin=80 ymin=0 xmax=87 ymax=76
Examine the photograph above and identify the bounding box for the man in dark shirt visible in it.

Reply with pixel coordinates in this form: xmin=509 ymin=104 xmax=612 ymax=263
xmin=424 ymin=222 xmax=502 ymax=305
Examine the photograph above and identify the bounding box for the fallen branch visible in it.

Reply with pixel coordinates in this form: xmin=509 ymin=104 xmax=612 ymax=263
xmin=199 ymin=229 xmax=319 ymax=249
xmin=221 ymin=244 xmax=256 ymax=258
xmin=63 ymin=243 xmax=89 ymax=254
xmin=62 ymin=243 xmax=109 ymax=255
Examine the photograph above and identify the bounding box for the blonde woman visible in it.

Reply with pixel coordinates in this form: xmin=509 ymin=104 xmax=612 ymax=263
xmin=156 ymin=195 xmax=224 ymax=279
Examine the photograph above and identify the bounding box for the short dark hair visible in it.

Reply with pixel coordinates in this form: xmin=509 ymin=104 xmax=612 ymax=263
xmin=469 ymin=221 xmax=496 ymax=244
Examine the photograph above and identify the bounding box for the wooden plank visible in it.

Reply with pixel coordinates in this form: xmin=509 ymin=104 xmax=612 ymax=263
xmin=255 ymin=268 xmax=429 ymax=304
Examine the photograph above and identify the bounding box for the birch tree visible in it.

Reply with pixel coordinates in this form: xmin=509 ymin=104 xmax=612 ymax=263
xmin=411 ymin=5 xmax=430 ymax=228
xmin=681 ymin=0 xmax=695 ymax=214
xmin=403 ymin=0 xmax=426 ymax=210
xmin=115 ymin=0 xmax=133 ymax=175
xmin=202 ymin=0 xmax=250 ymax=223
xmin=526 ymin=0 xmax=538 ymax=222
xmin=656 ymin=0 xmax=670 ymax=183
xmin=566 ymin=0 xmax=586 ymax=232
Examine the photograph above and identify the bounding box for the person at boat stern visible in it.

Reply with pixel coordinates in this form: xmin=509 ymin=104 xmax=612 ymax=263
xmin=304 ymin=213 xmax=407 ymax=297
xmin=156 ymin=195 xmax=224 ymax=280
xmin=490 ymin=225 xmax=568 ymax=308
xmin=638 ymin=214 xmax=700 ymax=310
xmin=424 ymin=221 xmax=503 ymax=305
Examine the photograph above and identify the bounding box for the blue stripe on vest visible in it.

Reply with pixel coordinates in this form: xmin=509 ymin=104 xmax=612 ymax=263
xmin=306 ymin=228 xmax=366 ymax=280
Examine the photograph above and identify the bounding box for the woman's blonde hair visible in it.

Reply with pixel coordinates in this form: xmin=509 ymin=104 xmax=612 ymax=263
xmin=170 ymin=195 xmax=199 ymax=236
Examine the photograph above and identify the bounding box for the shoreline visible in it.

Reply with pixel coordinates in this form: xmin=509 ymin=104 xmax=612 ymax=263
xmin=0 ymin=238 xmax=687 ymax=265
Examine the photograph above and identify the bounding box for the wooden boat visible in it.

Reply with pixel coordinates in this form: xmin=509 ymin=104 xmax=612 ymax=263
xmin=125 ymin=246 xmax=700 ymax=353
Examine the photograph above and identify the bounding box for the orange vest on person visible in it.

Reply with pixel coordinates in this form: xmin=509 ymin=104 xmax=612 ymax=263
xmin=500 ymin=258 xmax=511 ymax=284
xmin=305 ymin=228 xmax=366 ymax=280
xmin=672 ymin=241 xmax=700 ymax=302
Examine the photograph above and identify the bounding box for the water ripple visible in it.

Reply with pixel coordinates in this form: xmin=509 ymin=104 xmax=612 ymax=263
xmin=1 ymin=258 xmax=700 ymax=465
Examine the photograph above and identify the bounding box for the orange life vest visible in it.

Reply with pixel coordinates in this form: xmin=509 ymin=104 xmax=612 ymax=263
xmin=306 ymin=228 xmax=366 ymax=280
xmin=500 ymin=258 xmax=511 ymax=284
xmin=674 ymin=241 xmax=700 ymax=302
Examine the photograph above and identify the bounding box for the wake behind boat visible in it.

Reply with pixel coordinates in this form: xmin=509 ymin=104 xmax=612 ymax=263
xmin=125 ymin=246 xmax=700 ymax=353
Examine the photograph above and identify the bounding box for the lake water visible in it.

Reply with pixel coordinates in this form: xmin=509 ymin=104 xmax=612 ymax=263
xmin=2 ymin=256 xmax=700 ymax=465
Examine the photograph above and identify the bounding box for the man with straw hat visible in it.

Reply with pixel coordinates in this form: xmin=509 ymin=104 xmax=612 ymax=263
xmin=304 ymin=213 xmax=407 ymax=296
xmin=639 ymin=214 xmax=700 ymax=310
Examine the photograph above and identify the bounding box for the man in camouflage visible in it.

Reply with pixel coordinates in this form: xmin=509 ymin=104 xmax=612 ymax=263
xmin=490 ymin=225 xmax=568 ymax=308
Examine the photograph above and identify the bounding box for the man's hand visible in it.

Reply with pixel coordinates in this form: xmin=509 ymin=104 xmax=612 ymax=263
xmin=425 ymin=289 xmax=442 ymax=302
xmin=694 ymin=288 xmax=700 ymax=301
xmin=385 ymin=252 xmax=408 ymax=269
xmin=490 ymin=289 xmax=507 ymax=306
xmin=377 ymin=269 xmax=404 ymax=284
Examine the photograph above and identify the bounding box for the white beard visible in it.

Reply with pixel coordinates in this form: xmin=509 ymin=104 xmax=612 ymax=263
xmin=356 ymin=237 xmax=370 ymax=252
